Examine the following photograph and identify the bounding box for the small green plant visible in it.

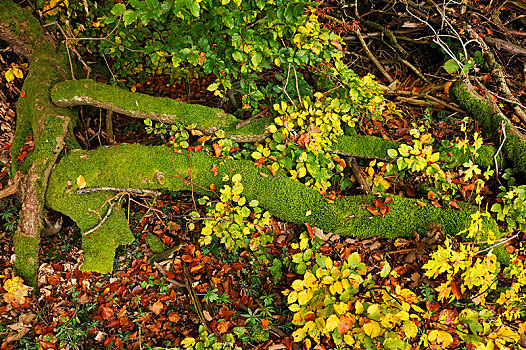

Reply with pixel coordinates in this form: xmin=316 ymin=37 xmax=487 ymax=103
xmin=192 ymin=173 xmax=273 ymax=255
xmin=290 ymin=231 xmax=322 ymax=274
xmin=159 ymin=325 xmax=242 ymax=350
xmin=491 ymin=185 xmax=526 ymax=233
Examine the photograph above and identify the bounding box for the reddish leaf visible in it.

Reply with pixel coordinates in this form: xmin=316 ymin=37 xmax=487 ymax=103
xmin=151 ymin=301 xmax=164 ymax=315
xmin=427 ymin=191 xmax=436 ymax=200
xmin=188 ymin=145 xmax=203 ymax=152
xmin=449 ymin=201 xmax=462 ymax=210
xmin=332 ymin=156 xmax=346 ymax=168
xmin=331 ymin=39 xmax=343 ymax=50
xmin=305 ymin=222 xmax=314 ymax=238
xmin=211 ymin=164 xmax=218 ymax=176
xmin=450 ymin=281 xmax=462 ymax=299
xmin=101 ymin=306 xmax=114 ymax=320
xmin=181 ymin=254 xmax=193 ymax=263
xmin=283 ymin=337 xmax=293 ymax=350
xmin=297 ymin=133 xmax=311 ymax=148
xmin=337 ymin=316 xmax=353 ymax=335
xmin=431 ymin=200 xmax=442 ymax=208
xmin=218 ymin=306 xmax=236 ymax=320
xmin=384 ymin=196 xmax=393 ymax=204
xmin=217 ymin=320 xmax=230 ymax=334
xmin=304 ymin=313 xmax=316 ymax=322
xmin=168 ymin=312 xmax=181 ymax=323
xmin=213 ymin=143 xmax=221 ymax=157
xmin=230 ymin=147 xmax=242 ymax=153
xmin=20 ymin=91 xmax=26 ymax=98
xmin=416 ymin=200 xmax=427 ymax=207
xmin=380 ymin=205 xmax=389 ymax=216
xmin=259 ymin=172 xmax=269 ymax=178
xmin=47 ymin=274 xmax=60 ymax=285
xmin=366 ymin=206 xmax=381 ymax=216
xmin=266 ymin=164 xmax=276 ymax=176
xmin=373 ymin=199 xmax=383 ymax=208
xmin=231 ymin=262 xmax=243 ymax=271
xmin=260 ymin=318 xmax=270 ymax=330
xmin=210 ymin=183 xmax=216 ymax=191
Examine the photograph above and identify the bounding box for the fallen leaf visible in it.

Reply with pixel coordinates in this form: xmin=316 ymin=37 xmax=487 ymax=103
xmin=261 ymin=319 xmax=270 ymax=330
xmin=444 ymin=82 xmax=452 ymax=94
xmin=384 ymin=196 xmax=393 ymax=204
xmin=332 ymin=156 xmax=346 ymax=168
xmin=210 ymin=183 xmax=216 ymax=191
xmin=305 ymin=222 xmax=314 ymax=238
xmin=217 ymin=320 xmax=230 ymax=334
xmin=416 ymin=200 xmax=427 ymax=207
xmin=266 ymin=164 xmax=276 ymax=176
xmin=373 ymin=199 xmax=383 ymax=208
xmin=260 ymin=172 xmax=269 ymax=177
xmin=366 ymin=206 xmax=381 ymax=216
xmin=211 ymin=164 xmax=218 ymax=176
xmin=168 ymin=312 xmax=180 ymax=323
xmin=151 ymin=301 xmax=163 ymax=315
xmin=101 ymin=306 xmax=114 ymax=320
xmin=380 ymin=205 xmax=389 ymax=216
xmin=213 ymin=143 xmax=221 ymax=157
xmin=449 ymin=201 xmax=462 ymax=210
xmin=77 ymin=175 xmax=87 ymax=189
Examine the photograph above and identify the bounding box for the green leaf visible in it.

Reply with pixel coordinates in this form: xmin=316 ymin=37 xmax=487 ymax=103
xmin=380 ymin=261 xmax=391 ymax=278
xmin=250 ymin=52 xmax=262 ymax=69
xmin=207 ymin=83 xmax=219 ymax=91
xmin=4 ymin=69 xmax=14 ymax=82
xmin=122 ymin=10 xmax=138 ymax=26
xmin=111 ymin=3 xmax=126 ymax=16
xmin=443 ymin=59 xmax=459 ymax=74
xmin=187 ymin=0 xmax=200 ymax=17
xmin=387 ymin=149 xmax=398 ymax=158
xmin=232 ymin=51 xmax=243 ymax=62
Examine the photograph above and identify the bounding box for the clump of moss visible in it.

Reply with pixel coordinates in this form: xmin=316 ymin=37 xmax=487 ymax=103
xmin=145 ymin=233 xmax=167 ymax=253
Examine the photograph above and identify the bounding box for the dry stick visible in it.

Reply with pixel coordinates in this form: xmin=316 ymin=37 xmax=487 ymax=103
xmin=346 ymin=157 xmax=372 ymax=194
xmin=83 ymin=201 xmax=116 ymax=236
xmin=77 ymin=187 xmax=161 ymax=196
xmin=354 ymin=29 xmax=394 ymax=84
xmin=467 ymin=26 xmax=526 ymax=125
xmin=398 ymin=57 xmax=431 ymax=84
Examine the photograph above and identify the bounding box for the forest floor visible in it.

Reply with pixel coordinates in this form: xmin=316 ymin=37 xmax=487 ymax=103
xmin=1 ymin=1 xmax=526 ymax=349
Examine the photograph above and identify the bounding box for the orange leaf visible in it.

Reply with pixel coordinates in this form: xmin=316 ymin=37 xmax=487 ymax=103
xmin=305 ymin=222 xmax=314 ymax=238
xmin=151 ymin=300 xmax=164 ymax=315
xmin=230 ymin=147 xmax=242 ymax=153
xmin=211 ymin=164 xmax=218 ymax=176
xmin=213 ymin=143 xmax=221 ymax=157
xmin=332 ymin=156 xmax=346 ymax=168
xmin=427 ymin=191 xmax=436 ymax=200
xmin=450 ymin=281 xmax=462 ymax=299
xmin=431 ymin=200 xmax=442 ymax=208
xmin=168 ymin=312 xmax=181 ymax=322
xmin=380 ymin=205 xmax=389 ymax=216
xmin=260 ymin=172 xmax=269 ymax=177
xmin=449 ymin=201 xmax=462 ymax=210
xmin=217 ymin=320 xmax=230 ymax=334
xmin=304 ymin=313 xmax=316 ymax=322
xmin=266 ymin=164 xmax=276 ymax=176
xmin=188 ymin=145 xmax=203 ymax=152
xmin=444 ymin=82 xmax=452 ymax=94
xmin=394 ymin=238 xmax=411 ymax=248
xmin=260 ymin=319 xmax=270 ymax=330
xmin=384 ymin=196 xmax=393 ymax=204
xmin=337 ymin=316 xmax=353 ymax=335
xmin=210 ymin=183 xmax=216 ymax=191
xmin=373 ymin=199 xmax=383 ymax=208
xmin=366 ymin=206 xmax=381 ymax=216
xmin=20 ymin=91 xmax=26 ymax=98
xmin=101 ymin=306 xmax=115 ymax=320
xmin=416 ymin=200 xmax=427 ymax=207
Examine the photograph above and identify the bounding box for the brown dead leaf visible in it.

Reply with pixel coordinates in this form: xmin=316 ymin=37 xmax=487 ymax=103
xmin=380 ymin=205 xmax=389 ymax=216
xmin=416 ymin=200 xmax=427 ymax=207
xmin=260 ymin=172 xmax=269 ymax=178
xmin=384 ymin=196 xmax=393 ymax=204
xmin=168 ymin=312 xmax=181 ymax=323
xmin=366 ymin=206 xmax=381 ymax=216
xmin=217 ymin=320 xmax=230 ymax=333
xmin=151 ymin=301 xmax=164 ymax=315
xmin=101 ymin=306 xmax=114 ymax=320
xmin=261 ymin=318 xmax=270 ymax=330
xmin=449 ymin=201 xmax=462 ymax=210
xmin=450 ymin=281 xmax=462 ymax=299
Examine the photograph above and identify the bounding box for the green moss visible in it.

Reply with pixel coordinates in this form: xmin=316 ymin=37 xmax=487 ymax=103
xmin=13 ymin=234 xmax=40 ymax=287
xmin=51 ymin=79 xmax=238 ymax=132
xmin=332 ymin=135 xmax=497 ymax=167
xmin=450 ymin=80 xmax=526 ymax=174
xmin=145 ymin=234 xmax=167 ymax=253
xmin=46 ymin=144 xmax=509 ymax=272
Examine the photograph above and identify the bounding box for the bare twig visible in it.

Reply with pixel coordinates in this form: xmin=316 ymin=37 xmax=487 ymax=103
xmin=354 ymin=29 xmax=394 ymax=83
xmin=83 ymin=201 xmax=116 ymax=236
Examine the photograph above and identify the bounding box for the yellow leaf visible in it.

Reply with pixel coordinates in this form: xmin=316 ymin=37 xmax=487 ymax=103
xmin=363 ymin=320 xmax=382 ymax=338
xmin=429 ymin=330 xmax=453 ymax=347
xmin=292 ymin=328 xmax=306 ymax=342
xmin=497 ymin=326 xmax=520 ymax=342
xmin=330 ymin=280 xmax=343 ymax=295
xmin=291 ymin=279 xmax=304 ymax=291
xmin=297 ymin=289 xmax=313 ymax=305
xmin=287 ymin=290 xmax=298 ymax=304
xmin=334 ymin=302 xmax=348 ymax=315
xmin=403 ymin=320 xmax=418 ymax=338
xmin=355 ymin=300 xmax=364 ymax=314
xmin=13 ymin=67 xmax=23 ymax=79
xmin=304 ymin=271 xmax=317 ymax=288
xmin=4 ymin=69 xmax=14 ymax=82
xmin=77 ymin=175 xmax=87 ymax=189
xmin=326 ymin=314 xmax=339 ymax=332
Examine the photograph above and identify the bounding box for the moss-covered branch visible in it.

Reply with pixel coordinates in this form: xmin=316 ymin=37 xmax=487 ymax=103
xmin=450 ymin=79 xmax=526 ymax=173
xmin=45 ymin=143 xmax=507 ymax=274
xmin=52 ymin=79 xmax=498 ymax=168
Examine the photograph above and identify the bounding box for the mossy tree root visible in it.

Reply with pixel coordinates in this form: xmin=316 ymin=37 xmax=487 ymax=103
xmin=0 ymin=0 xmax=80 ymax=285
xmin=46 ymin=143 xmax=508 ymax=275
xmin=52 ymin=79 xmax=498 ymax=168
xmin=450 ymin=79 xmax=526 ymax=174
